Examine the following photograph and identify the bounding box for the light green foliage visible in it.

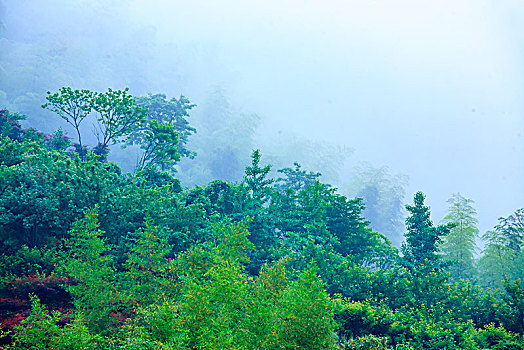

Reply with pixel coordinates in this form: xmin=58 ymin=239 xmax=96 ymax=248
xmin=334 ymin=298 xmax=394 ymax=340
xmin=124 ymin=217 xmax=176 ymax=304
xmin=440 ymin=193 xmax=479 ymax=281
xmin=91 ymin=88 xmax=147 ymax=150
xmin=275 ymin=266 xmax=336 ymax=350
xmin=12 ymin=295 xmax=105 ymax=349
xmin=4 ymin=106 xmax=524 ymax=349
xmin=12 ymin=294 xmax=62 ymax=349
xmin=479 ymin=208 xmax=524 ymax=289
xmin=59 ymin=209 xmax=120 ymax=333
xmin=473 ymin=323 xmax=524 ymax=349
xmin=117 ymin=300 xmax=185 ymax=349
xmin=333 ymin=291 xmax=523 ymax=350
xmin=119 ymin=221 xmax=335 ymax=349
xmin=42 ymin=87 xmax=94 ymax=150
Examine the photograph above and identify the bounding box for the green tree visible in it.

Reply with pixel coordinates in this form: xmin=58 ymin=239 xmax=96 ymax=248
xmin=479 ymin=208 xmax=524 ymax=288
xmin=440 ymin=193 xmax=478 ymax=281
xmin=242 ymin=150 xmax=276 ymax=274
xmin=136 ymin=119 xmax=180 ymax=170
xmin=496 ymin=208 xmax=524 ymax=253
xmin=124 ymin=217 xmax=175 ymax=304
xmin=478 ymin=229 xmax=514 ymax=288
xmin=275 ymin=162 xmax=321 ymax=192
xmin=0 ymin=137 xmax=119 ymax=250
xmin=41 ymin=87 xmax=94 ymax=155
xmin=401 ymin=191 xmax=455 ymax=272
xmin=134 ymin=93 xmax=196 ymax=159
xmin=59 ymin=209 xmax=120 ymax=333
xmin=243 ymin=149 xmax=274 ymax=204
xmin=91 ymin=88 xmax=146 ymax=155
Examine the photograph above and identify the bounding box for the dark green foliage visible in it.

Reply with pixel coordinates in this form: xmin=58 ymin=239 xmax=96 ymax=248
xmin=1 ymin=106 xmax=523 ymax=349
xmin=134 ymin=93 xmax=196 ymax=159
xmin=136 ymin=120 xmax=180 ymax=170
xmin=401 ymin=191 xmax=455 ymax=272
xmin=334 ymin=298 xmax=394 ymax=339
xmin=135 ymin=165 xmax=182 ymax=192
xmin=275 ymin=162 xmax=321 ymax=192
xmin=47 ymin=128 xmax=72 ymax=151
xmin=0 ymin=109 xmax=26 ymax=142
xmin=501 ymin=278 xmax=524 ymax=334
xmin=0 ymin=137 xmax=121 ymax=251
xmin=243 ymin=149 xmax=274 ymax=203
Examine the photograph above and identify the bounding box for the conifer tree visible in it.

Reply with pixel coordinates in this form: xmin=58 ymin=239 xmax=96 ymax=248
xmin=401 ymin=191 xmax=454 ymax=272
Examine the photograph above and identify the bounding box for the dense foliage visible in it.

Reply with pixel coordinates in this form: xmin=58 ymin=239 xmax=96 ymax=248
xmin=0 ymin=99 xmax=523 ymax=349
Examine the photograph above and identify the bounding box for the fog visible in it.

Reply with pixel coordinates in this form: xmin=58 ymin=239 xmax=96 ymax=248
xmin=1 ymin=0 xmax=523 ymax=245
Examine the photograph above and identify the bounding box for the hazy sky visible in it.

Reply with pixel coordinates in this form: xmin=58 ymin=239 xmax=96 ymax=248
xmin=2 ymin=0 xmax=523 ymax=238
xmin=128 ymin=0 xmax=523 ymax=232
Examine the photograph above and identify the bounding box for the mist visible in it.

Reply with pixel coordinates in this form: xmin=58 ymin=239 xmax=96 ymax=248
xmin=1 ymin=0 xmax=522 ymax=244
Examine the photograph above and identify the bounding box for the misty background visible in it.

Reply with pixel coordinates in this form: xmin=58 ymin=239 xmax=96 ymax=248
xmin=1 ymin=0 xmax=522 ymax=248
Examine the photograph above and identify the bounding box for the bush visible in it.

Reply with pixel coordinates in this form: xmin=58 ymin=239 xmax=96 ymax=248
xmin=474 ymin=323 xmax=524 ymax=350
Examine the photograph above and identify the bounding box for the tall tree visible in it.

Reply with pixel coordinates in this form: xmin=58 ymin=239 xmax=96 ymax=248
xmin=91 ymin=88 xmax=146 ymax=155
xmin=496 ymin=208 xmax=524 ymax=253
xmin=243 ymin=149 xmax=274 ymax=204
xmin=479 ymin=208 xmax=524 ymax=288
xmin=401 ymin=191 xmax=454 ymax=272
xmin=135 ymin=120 xmax=180 ymax=170
xmin=242 ymin=150 xmax=276 ymax=274
xmin=478 ymin=229 xmax=514 ymax=289
xmin=275 ymin=162 xmax=321 ymax=193
xmin=41 ymin=87 xmax=94 ymax=155
xmin=134 ymin=93 xmax=196 ymax=159
xmin=440 ymin=193 xmax=478 ymax=281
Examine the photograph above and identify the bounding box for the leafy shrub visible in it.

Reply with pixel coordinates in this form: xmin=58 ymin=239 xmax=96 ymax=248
xmin=12 ymin=295 xmax=106 ymax=350
xmin=474 ymin=323 xmax=524 ymax=350
xmin=339 ymin=335 xmax=389 ymax=350
xmin=334 ymin=299 xmax=394 ymax=339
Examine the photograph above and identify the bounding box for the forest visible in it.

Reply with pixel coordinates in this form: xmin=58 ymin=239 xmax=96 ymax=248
xmin=1 ymin=1 xmax=524 ymax=349
xmin=0 ymin=87 xmax=523 ymax=349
